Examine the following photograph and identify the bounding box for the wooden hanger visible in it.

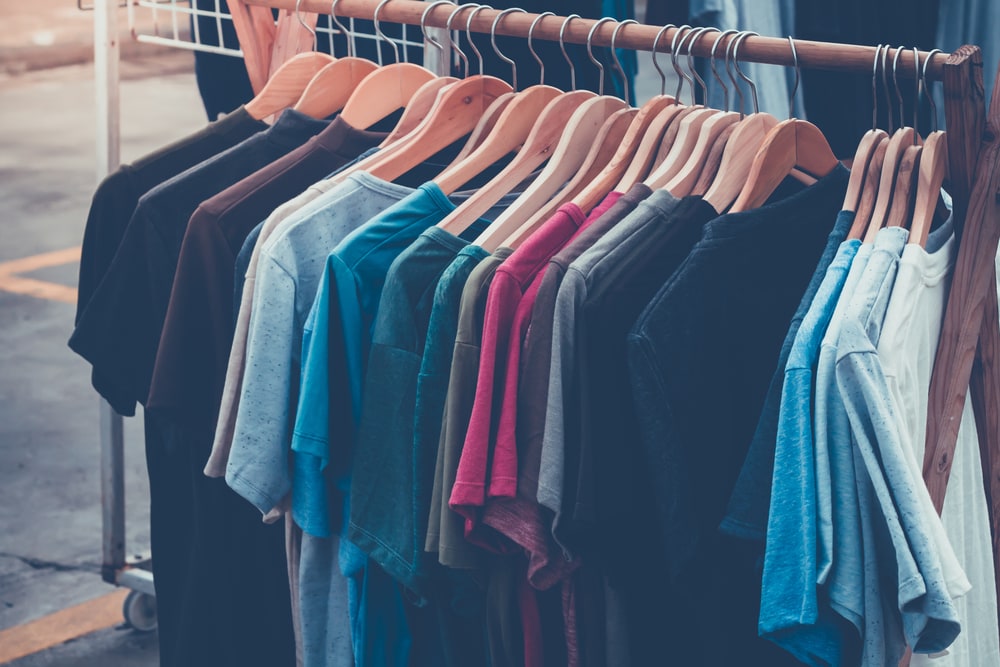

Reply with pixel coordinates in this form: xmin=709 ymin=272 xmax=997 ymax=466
xmin=434 ymin=90 xmax=595 ymax=242
xmin=293 ymin=58 xmax=379 ymax=119
xmin=848 ymin=136 xmax=890 ymax=240
xmin=861 ymin=126 xmax=920 ymax=240
xmin=245 ymin=52 xmax=336 ymax=121
xmin=434 ymin=85 xmax=567 ymax=194
xmin=502 ymin=106 xmax=637 ymax=248
xmin=615 ymin=100 xmax=685 ymax=190
xmin=380 ymin=76 xmax=458 ymax=145
xmin=661 ymin=110 xmax=741 ymax=196
xmin=843 ymin=45 xmax=893 ymax=213
xmin=690 ymin=121 xmax=738 ymax=195
xmin=729 ymin=118 xmax=840 ymax=213
xmin=530 ymin=106 xmax=639 ymax=220
xmin=447 ymin=92 xmax=517 ymax=165
xmin=909 ymin=131 xmax=948 ymax=247
xmin=885 ymin=143 xmax=922 ymax=228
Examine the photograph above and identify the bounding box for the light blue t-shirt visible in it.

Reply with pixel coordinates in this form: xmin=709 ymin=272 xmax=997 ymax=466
xmin=837 ymin=225 xmax=966 ymax=658
xmin=759 ymin=237 xmax=861 ymax=665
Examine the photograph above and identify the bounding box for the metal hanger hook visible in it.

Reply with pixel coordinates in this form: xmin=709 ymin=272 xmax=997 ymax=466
xmin=420 ymin=1 xmax=454 ymax=57
xmin=559 ymin=14 xmax=581 ymax=91
xmin=685 ymin=27 xmax=717 ymax=106
xmin=650 ymin=24 xmax=675 ymax=97
xmin=491 ymin=8 xmax=526 ymax=90
xmin=912 ymin=47 xmax=920 ymax=142
xmin=892 ymin=45 xmax=906 ymax=130
xmin=670 ymin=25 xmax=693 ymax=102
xmin=445 ymin=4 xmax=473 ymax=78
xmin=587 ymin=17 xmax=617 ymax=96
xmin=465 ymin=4 xmax=492 ymax=76
xmin=528 ymin=12 xmax=554 ymax=86
xmin=725 ymin=30 xmax=746 ymax=117
xmin=922 ymin=48 xmax=942 ymax=132
xmin=295 ymin=0 xmax=318 ymax=52
xmin=881 ymin=44 xmax=893 ymax=133
xmin=373 ymin=0 xmax=400 ymax=64
xmin=870 ymin=43 xmax=884 ymax=131
xmin=787 ymin=36 xmax=800 ymax=120
xmin=611 ymin=19 xmax=636 ymax=105
xmin=709 ymin=29 xmax=739 ymax=111
xmin=330 ymin=0 xmax=354 ymax=57
xmin=732 ymin=31 xmax=760 ymax=116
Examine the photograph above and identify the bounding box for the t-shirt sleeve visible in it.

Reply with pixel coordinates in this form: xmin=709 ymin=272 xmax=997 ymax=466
xmin=225 ymin=253 xmax=299 ymax=516
xmin=450 ymin=274 xmax=519 ymax=515
xmin=490 ymin=274 xmax=543 ymax=499
xmin=836 ymin=327 xmax=966 ymax=653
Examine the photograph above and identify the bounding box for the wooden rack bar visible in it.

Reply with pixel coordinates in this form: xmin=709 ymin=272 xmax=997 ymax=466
xmin=238 ymin=0 xmax=948 ymax=80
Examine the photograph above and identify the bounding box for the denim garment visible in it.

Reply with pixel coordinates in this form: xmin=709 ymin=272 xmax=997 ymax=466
xmin=759 ymin=238 xmax=860 ymax=665
xmin=721 ymin=211 xmax=854 ymax=541
xmin=837 ymin=226 xmax=966 ymax=658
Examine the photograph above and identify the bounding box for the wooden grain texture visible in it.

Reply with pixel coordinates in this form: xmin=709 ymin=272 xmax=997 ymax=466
xmin=226 ymin=0 xmax=277 ymax=93
xmin=924 ymin=45 xmax=990 ymax=506
xmin=234 ymin=0 xmax=949 ymax=79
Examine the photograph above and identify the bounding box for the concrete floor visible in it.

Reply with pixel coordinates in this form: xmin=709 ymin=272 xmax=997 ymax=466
xmin=0 ymin=51 xmax=205 ymax=665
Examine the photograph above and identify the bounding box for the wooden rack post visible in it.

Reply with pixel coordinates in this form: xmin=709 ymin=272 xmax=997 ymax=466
xmin=224 ymin=0 xmax=1000 ymax=646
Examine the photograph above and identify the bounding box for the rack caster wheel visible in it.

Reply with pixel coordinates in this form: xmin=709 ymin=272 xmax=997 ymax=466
xmin=122 ymin=590 xmax=157 ymax=633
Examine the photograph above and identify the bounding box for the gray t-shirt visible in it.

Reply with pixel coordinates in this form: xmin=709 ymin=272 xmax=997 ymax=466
xmin=538 ymin=189 xmax=680 ymax=541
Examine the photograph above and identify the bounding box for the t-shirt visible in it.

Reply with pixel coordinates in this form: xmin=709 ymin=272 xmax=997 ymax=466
xmin=837 ymin=225 xmax=967 ymax=657
xmin=517 ymin=184 xmax=653 ymax=502
xmin=147 ymin=116 xmax=385 ymax=429
xmin=208 ymin=147 xmax=382 ymax=477
xmin=758 ymin=235 xmax=861 ymax=665
xmin=76 ymin=105 xmax=265 ymax=325
xmin=69 ymin=108 xmax=327 ymax=416
xmin=877 ymin=220 xmax=1000 ymax=667
xmin=720 ymin=211 xmax=855 ymax=541
xmin=224 ymin=173 xmax=417 ymax=520
xmin=426 ymin=250 xmax=512 ymax=569
xmin=451 ymin=203 xmax=591 ymax=533
xmin=289 ymin=184 xmax=500 ymax=667
xmin=625 ymin=166 xmax=848 ymax=665
xmin=539 ymin=189 xmax=686 ymax=554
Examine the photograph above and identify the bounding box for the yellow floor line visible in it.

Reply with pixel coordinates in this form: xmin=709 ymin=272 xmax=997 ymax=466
xmin=0 ymin=247 xmax=81 ymax=304
xmin=0 ymin=247 xmax=81 ymax=275
xmin=0 ymin=589 xmax=128 ymax=664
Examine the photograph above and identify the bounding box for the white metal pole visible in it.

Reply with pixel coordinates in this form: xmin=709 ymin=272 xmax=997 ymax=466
xmin=94 ymin=0 xmax=127 ymax=584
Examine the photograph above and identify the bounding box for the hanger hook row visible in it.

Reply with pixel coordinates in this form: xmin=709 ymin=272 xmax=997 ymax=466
xmin=686 ymin=26 xmax=717 ymax=105
xmin=491 ymin=8 xmax=526 ymax=91
xmin=587 ymin=17 xmax=617 ymax=96
xmin=444 ymin=3 xmax=473 ymax=78
xmin=559 ymin=14 xmax=581 ymax=91
xmin=528 ymin=11 xmax=554 ymax=85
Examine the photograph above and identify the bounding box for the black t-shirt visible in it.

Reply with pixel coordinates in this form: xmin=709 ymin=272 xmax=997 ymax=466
xmin=75 ymin=106 xmax=266 ymax=326
xmin=625 ymin=166 xmax=848 ymax=665
xmin=146 ymin=116 xmax=385 ymax=429
xmin=69 ymin=109 xmax=327 ymax=416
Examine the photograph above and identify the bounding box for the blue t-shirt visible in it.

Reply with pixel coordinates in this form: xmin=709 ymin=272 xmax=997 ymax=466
xmin=760 ymin=236 xmax=861 ymax=665
xmin=837 ymin=226 xmax=965 ymax=659
xmin=291 ymin=183 xmax=502 ymax=667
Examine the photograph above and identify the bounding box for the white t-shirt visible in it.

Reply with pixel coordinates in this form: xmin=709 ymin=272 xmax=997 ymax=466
xmin=877 ymin=218 xmax=1000 ymax=666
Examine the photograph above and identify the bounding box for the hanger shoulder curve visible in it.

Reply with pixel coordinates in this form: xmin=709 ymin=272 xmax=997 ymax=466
xmin=339 ymin=63 xmax=437 ymax=130
xmin=691 ymin=122 xmax=738 ymax=197
xmin=644 ymin=107 xmax=716 ymax=189
xmin=663 ymin=111 xmax=741 ymax=197
xmin=435 ymin=85 xmax=563 ymax=195
xmin=293 ymin=58 xmax=379 ymax=119
xmin=447 ymin=92 xmax=518 ymax=166
xmin=843 ymin=128 xmax=890 ymax=213
xmin=380 ymin=76 xmax=458 ymax=145
xmin=885 ymin=144 xmax=922 ymax=229
xmin=701 ymin=113 xmax=778 ymax=212
xmin=849 ymin=136 xmax=890 ymax=240
xmin=864 ymin=127 xmax=919 ymax=240
xmin=436 ymin=90 xmax=595 ymax=240
xmin=909 ymin=131 xmax=948 ymax=247
xmin=245 ymin=52 xmax=336 ymax=121
xmin=615 ymin=100 xmax=683 ymax=191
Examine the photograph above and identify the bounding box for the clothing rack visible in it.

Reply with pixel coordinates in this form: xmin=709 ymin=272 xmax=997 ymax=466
xmin=225 ymin=0 xmax=1000 ymax=640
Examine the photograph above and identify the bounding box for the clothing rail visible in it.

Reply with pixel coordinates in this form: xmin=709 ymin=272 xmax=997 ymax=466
xmin=224 ymin=0 xmax=1000 ymax=644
